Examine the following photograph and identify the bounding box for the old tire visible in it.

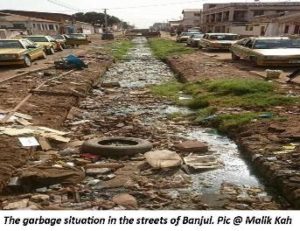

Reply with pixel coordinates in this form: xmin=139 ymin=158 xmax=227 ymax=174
xmin=23 ymin=55 xmax=32 ymax=67
xmin=231 ymin=52 xmax=240 ymax=61
xmin=81 ymin=137 xmax=153 ymax=157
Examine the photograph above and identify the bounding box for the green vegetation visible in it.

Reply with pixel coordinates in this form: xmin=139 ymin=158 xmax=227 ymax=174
xmin=214 ymin=113 xmax=258 ymax=132
xmin=110 ymin=40 xmax=133 ymax=60
xmin=150 ymin=81 xmax=183 ymax=100
xmin=195 ymin=107 xmax=218 ymax=123
xmin=150 ymin=78 xmax=299 ymax=131
xmin=205 ymin=79 xmax=273 ymax=95
xmin=148 ymin=38 xmax=193 ymax=60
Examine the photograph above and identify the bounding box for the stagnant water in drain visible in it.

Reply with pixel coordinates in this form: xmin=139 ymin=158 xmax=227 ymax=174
xmin=102 ymin=37 xmax=280 ymax=206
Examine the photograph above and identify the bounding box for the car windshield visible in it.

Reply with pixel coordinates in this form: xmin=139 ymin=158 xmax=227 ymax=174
xmin=66 ymin=34 xmax=86 ymax=39
xmin=193 ymin=34 xmax=204 ymax=38
xmin=54 ymin=35 xmax=64 ymax=39
xmin=209 ymin=35 xmax=238 ymax=40
xmin=253 ymin=39 xmax=300 ymax=49
xmin=0 ymin=40 xmax=23 ymax=49
xmin=27 ymin=37 xmax=49 ymax=42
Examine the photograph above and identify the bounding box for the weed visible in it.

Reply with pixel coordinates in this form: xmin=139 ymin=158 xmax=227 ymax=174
xmin=206 ymin=79 xmax=273 ymax=95
xmin=110 ymin=40 xmax=133 ymax=60
xmin=148 ymin=38 xmax=193 ymax=60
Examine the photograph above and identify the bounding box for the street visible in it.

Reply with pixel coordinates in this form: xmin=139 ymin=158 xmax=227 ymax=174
xmin=0 ymin=34 xmax=298 ymax=210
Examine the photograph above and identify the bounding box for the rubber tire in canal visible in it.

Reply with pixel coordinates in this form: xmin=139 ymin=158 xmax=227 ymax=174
xmin=23 ymin=55 xmax=32 ymax=67
xmin=81 ymin=137 xmax=153 ymax=157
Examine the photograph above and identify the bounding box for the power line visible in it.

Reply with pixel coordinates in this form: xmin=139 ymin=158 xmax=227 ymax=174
xmin=47 ymin=0 xmax=203 ymax=12
xmin=47 ymin=0 xmax=81 ymax=11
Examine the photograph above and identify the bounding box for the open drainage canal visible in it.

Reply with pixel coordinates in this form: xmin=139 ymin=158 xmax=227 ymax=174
xmin=78 ymin=37 xmax=285 ymax=209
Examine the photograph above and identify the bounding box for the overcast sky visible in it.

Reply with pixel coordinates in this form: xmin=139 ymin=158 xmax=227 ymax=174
xmin=0 ymin=0 xmax=299 ymax=28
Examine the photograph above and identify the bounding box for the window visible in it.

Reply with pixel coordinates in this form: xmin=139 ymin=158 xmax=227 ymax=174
xmin=37 ymin=24 xmax=41 ymax=30
xmin=13 ymin=23 xmax=25 ymax=29
xmin=294 ymin=25 xmax=300 ymax=34
xmin=260 ymin=26 xmax=265 ymax=36
xmin=284 ymin=25 xmax=289 ymax=34
xmin=33 ymin=23 xmax=36 ymax=28
xmin=49 ymin=24 xmax=54 ymax=30
xmin=194 ymin=13 xmax=201 ymax=17
xmin=253 ymin=10 xmax=264 ymax=16
xmin=246 ymin=25 xmax=253 ymax=31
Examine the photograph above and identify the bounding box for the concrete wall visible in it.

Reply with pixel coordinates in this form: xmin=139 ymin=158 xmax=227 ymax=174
xmin=182 ymin=10 xmax=201 ymax=28
xmin=0 ymin=20 xmax=60 ymax=35
xmin=0 ymin=29 xmax=28 ymax=38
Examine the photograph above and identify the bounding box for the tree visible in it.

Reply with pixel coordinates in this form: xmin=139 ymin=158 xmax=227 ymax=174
xmin=73 ymin=11 xmax=124 ymax=26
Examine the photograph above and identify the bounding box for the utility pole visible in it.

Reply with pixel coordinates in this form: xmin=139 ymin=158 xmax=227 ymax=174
xmin=104 ymin=8 xmax=108 ymax=31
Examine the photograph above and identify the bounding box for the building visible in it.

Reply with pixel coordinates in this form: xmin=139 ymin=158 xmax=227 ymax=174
xmin=0 ymin=12 xmax=60 ymax=38
xmin=1 ymin=10 xmax=95 ymax=34
xmin=201 ymin=2 xmax=300 ymax=35
xmin=249 ymin=12 xmax=300 ymax=36
xmin=181 ymin=9 xmax=202 ymax=29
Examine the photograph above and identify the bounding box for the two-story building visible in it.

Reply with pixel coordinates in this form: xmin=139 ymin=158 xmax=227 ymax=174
xmin=201 ymin=2 xmax=300 ymax=35
xmin=181 ymin=9 xmax=202 ymax=29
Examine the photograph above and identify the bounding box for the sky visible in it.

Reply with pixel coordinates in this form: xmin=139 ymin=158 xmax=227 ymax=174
xmin=0 ymin=0 xmax=299 ymax=28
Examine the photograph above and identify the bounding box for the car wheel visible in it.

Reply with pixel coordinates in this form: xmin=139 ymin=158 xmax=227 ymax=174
xmin=41 ymin=51 xmax=47 ymax=59
xmin=58 ymin=45 xmax=64 ymax=51
xmin=23 ymin=55 xmax=32 ymax=67
xmin=48 ymin=47 xmax=55 ymax=55
xmin=231 ymin=52 xmax=240 ymax=61
xmin=249 ymin=56 xmax=259 ymax=66
xmin=81 ymin=137 xmax=153 ymax=158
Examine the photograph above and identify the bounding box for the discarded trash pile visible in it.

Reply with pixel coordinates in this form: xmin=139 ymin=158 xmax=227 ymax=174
xmin=0 ymin=37 xmax=287 ymax=210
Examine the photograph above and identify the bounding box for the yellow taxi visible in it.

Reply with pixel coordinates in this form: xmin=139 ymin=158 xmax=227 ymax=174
xmin=0 ymin=39 xmax=46 ymax=67
xmin=24 ymin=35 xmax=63 ymax=54
xmin=230 ymin=37 xmax=300 ymax=66
xmin=199 ymin=33 xmax=239 ymax=50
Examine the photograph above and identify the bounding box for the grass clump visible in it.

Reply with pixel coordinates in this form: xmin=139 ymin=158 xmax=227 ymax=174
xmin=150 ymin=81 xmax=183 ymax=101
xmin=215 ymin=113 xmax=258 ymax=131
xmin=110 ymin=40 xmax=133 ymax=60
xmin=148 ymin=38 xmax=192 ymax=60
xmin=206 ymin=79 xmax=273 ymax=95
xmin=185 ymin=97 xmax=210 ymax=109
xmin=195 ymin=107 xmax=218 ymax=123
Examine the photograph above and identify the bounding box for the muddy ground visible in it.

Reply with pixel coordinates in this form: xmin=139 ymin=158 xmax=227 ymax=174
xmin=0 ymin=38 xmax=113 ymax=193
xmin=167 ymin=52 xmax=300 ymax=208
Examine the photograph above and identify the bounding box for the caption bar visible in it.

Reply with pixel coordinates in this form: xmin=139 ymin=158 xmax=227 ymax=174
xmin=1 ymin=214 xmax=294 ymax=227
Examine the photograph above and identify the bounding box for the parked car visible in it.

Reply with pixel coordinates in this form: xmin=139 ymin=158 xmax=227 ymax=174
xmin=187 ymin=33 xmax=204 ymax=47
xmin=199 ymin=33 xmax=239 ymax=50
xmin=0 ymin=39 xmax=46 ymax=67
xmin=101 ymin=32 xmax=114 ymax=40
xmin=231 ymin=36 xmax=300 ymax=66
xmin=53 ymin=34 xmax=67 ymax=49
xmin=24 ymin=35 xmax=62 ymax=54
xmin=176 ymin=32 xmax=199 ymax=43
xmin=64 ymin=33 xmax=91 ymax=47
